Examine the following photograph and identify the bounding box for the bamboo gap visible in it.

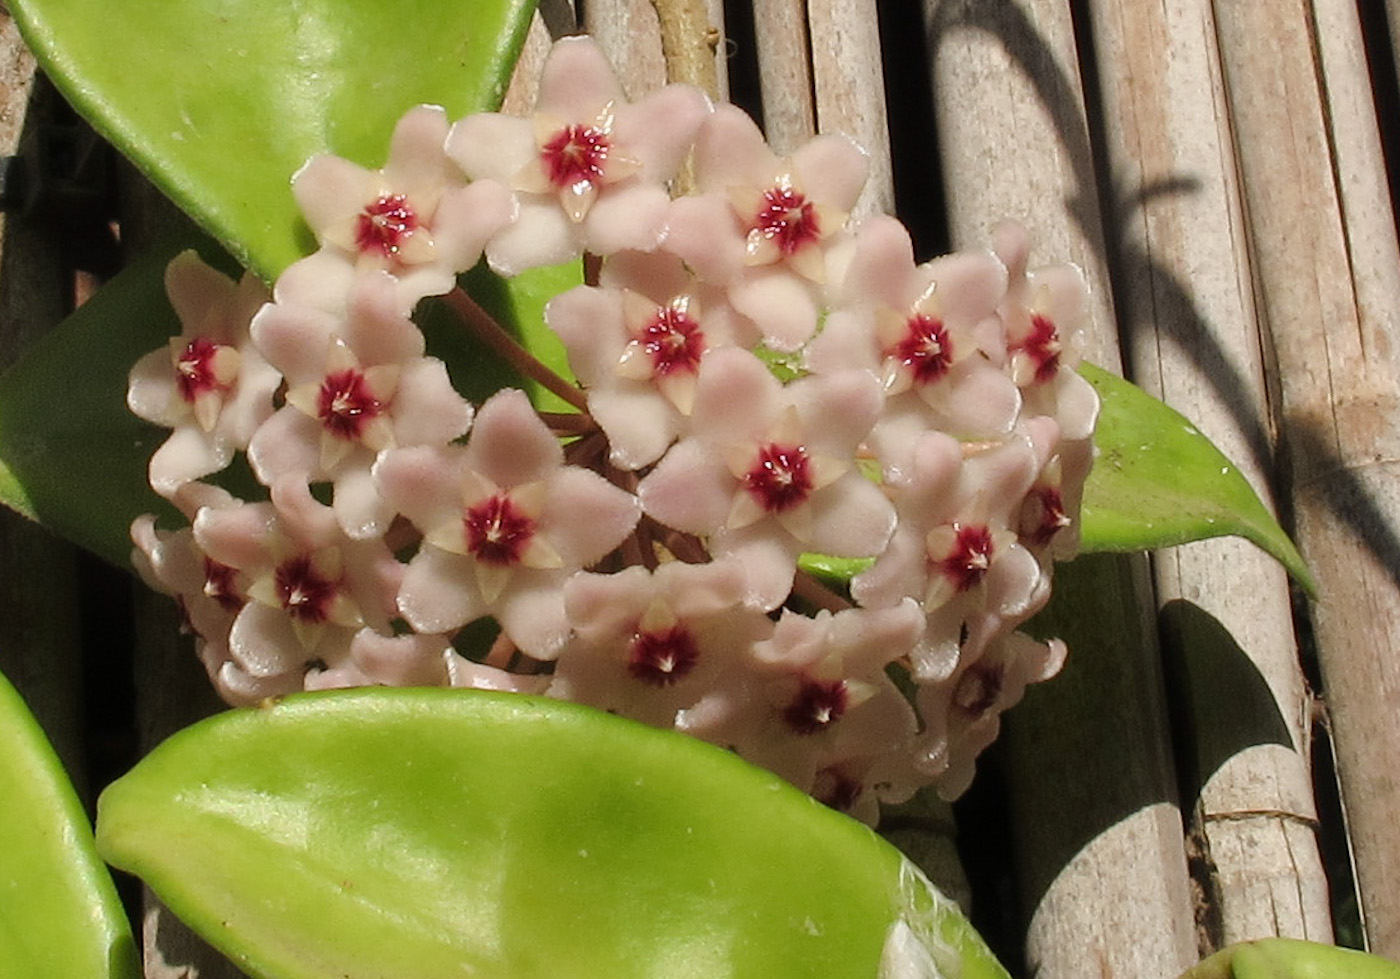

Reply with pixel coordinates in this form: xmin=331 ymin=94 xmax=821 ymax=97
xmin=917 ymin=1 xmax=1196 ymax=976
xmin=1214 ymin=0 xmax=1400 ymax=957
xmin=1082 ymin=0 xmax=1330 ymax=949
xmin=0 ymin=16 xmax=87 ymax=799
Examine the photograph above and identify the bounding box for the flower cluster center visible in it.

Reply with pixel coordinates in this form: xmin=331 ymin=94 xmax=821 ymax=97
xmin=744 ymin=442 xmax=814 ymax=513
xmin=355 ymin=194 xmax=420 ymax=258
xmin=1018 ymin=313 xmax=1063 ymax=383
xmin=784 ymin=678 xmax=848 ymax=735
xmin=317 ymin=369 xmax=385 ymax=442
xmin=274 ymin=555 xmax=339 ymax=623
xmin=640 ymin=306 xmax=706 ymax=377
xmin=627 ymin=624 xmax=700 ymax=686
xmin=890 ymin=314 xmax=954 ymax=385
xmin=939 ymin=523 xmax=995 ymax=592
xmin=542 ymin=125 xmax=611 ymax=191
xmin=752 ymin=186 xmax=820 ymax=255
xmin=175 ymin=337 xmax=231 ymax=402
xmin=464 ymin=494 xmax=536 ymax=566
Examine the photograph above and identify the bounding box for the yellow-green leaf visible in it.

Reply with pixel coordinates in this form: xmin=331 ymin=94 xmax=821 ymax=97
xmin=98 ymin=688 xmax=1010 ymax=979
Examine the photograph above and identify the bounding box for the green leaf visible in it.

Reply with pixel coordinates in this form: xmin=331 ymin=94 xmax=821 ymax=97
xmin=9 ymin=0 xmax=537 ymax=279
xmin=424 ymin=260 xmax=584 ymax=414
xmin=1180 ymin=938 xmax=1400 ymax=979
xmin=0 ymin=238 xmax=210 ymax=567
xmin=0 ymin=668 xmax=140 ymax=979
xmin=1079 ymin=364 xmax=1313 ymax=592
xmin=97 ymin=688 xmax=1010 ymax=979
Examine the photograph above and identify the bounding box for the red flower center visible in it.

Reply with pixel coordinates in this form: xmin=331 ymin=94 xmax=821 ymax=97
xmin=953 ymin=664 xmax=1003 ymax=716
xmin=274 ymin=555 xmax=339 ymax=624
xmin=175 ymin=337 xmax=231 ymax=403
xmin=813 ymin=767 xmax=864 ymax=813
xmin=316 ymin=369 xmax=385 ymax=442
xmin=1020 ymin=486 xmax=1069 ymax=549
xmin=463 ymin=494 xmax=536 ymax=567
xmin=355 ymin=194 xmax=419 ymax=258
xmin=1014 ymin=313 xmax=1063 ymax=383
xmin=627 ymin=624 xmax=700 ymax=686
xmin=202 ymin=558 xmax=244 ymax=613
xmin=889 ymin=313 xmax=954 ymax=385
xmin=751 ymin=186 xmax=821 ymax=255
xmin=783 ymin=678 xmax=849 ymax=735
xmin=743 ymin=442 xmax=814 ymax=514
xmin=639 ymin=306 xmax=706 ymax=377
xmin=938 ymin=523 xmax=995 ymax=592
xmin=541 ymin=125 xmax=611 ymax=190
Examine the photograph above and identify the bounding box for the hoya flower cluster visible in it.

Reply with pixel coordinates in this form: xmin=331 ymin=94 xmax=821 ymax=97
xmin=128 ymin=35 xmax=1098 ymax=820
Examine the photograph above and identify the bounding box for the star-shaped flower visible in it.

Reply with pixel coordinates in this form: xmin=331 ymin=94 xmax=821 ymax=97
xmin=285 ymin=105 xmax=515 ymax=312
xmin=637 ymin=347 xmax=895 ymax=610
xmin=247 ymin=271 xmax=473 ymax=539
xmin=545 ymin=249 xmax=751 ymax=469
xmin=446 ymin=35 xmax=710 ymax=275
xmin=852 ymin=422 xmax=1057 ymax=680
xmin=680 ymin=601 xmax=922 ymax=798
xmin=915 ymin=630 xmax=1067 ymax=800
xmin=191 ymin=480 xmax=404 ymax=682
xmin=993 ymin=221 xmax=1100 ymax=441
xmin=547 ymin=558 xmax=773 ymax=728
xmin=374 ymin=388 xmax=641 ymax=658
xmin=664 ymin=104 xmax=868 ymax=350
xmin=127 ymin=251 xmax=281 ymax=497
xmin=807 ymin=216 xmax=1022 ymax=481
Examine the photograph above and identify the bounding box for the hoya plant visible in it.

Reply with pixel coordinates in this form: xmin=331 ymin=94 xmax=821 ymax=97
xmin=0 ymin=0 xmax=1345 ymax=977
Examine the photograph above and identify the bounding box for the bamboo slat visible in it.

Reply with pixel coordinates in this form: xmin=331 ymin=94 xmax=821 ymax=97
xmin=920 ymin=1 xmax=1197 ymax=975
xmin=584 ymin=0 xmax=668 ymax=97
xmin=1214 ymin=0 xmax=1400 ymax=957
xmin=807 ymin=0 xmax=893 ymax=218
xmin=1083 ymin=0 xmax=1329 ymax=949
xmin=751 ymin=0 xmax=815 ymax=155
xmin=0 ymin=15 xmax=87 ymax=798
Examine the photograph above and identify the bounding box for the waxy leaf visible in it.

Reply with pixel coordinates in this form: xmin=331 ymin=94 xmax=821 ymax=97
xmin=1180 ymin=938 xmax=1400 ymax=979
xmin=0 ymin=668 xmax=139 ymax=979
xmin=97 ymin=688 xmax=1010 ymax=979
xmin=1079 ymin=364 xmax=1313 ymax=591
xmin=9 ymin=0 xmax=537 ymax=279
xmin=0 ymin=239 xmax=199 ymax=567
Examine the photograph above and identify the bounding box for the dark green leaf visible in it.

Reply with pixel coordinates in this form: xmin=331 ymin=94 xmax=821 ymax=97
xmin=1079 ymin=364 xmax=1313 ymax=592
xmin=0 ymin=238 xmax=211 ymax=566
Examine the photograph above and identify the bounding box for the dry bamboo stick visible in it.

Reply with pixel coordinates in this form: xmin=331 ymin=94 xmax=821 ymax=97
xmin=807 ymin=0 xmax=893 ymax=218
xmin=1082 ymin=0 xmax=1329 ymax=949
xmin=920 ymin=1 xmax=1197 ymax=975
xmin=1213 ymin=0 xmax=1400 ymax=957
xmin=584 ymin=0 xmax=668 ymax=97
xmin=750 ymin=0 xmax=816 ymax=155
xmin=0 ymin=17 xmax=87 ymax=798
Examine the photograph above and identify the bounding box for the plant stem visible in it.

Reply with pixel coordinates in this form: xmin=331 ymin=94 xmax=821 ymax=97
xmin=442 ymin=286 xmax=589 ymax=413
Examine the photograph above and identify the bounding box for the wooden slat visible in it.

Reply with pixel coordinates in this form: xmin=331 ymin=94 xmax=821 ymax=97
xmin=920 ymin=1 xmax=1197 ymax=976
xmin=752 ymin=0 xmax=815 ymax=154
xmin=1214 ymin=0 xmax=1400 ymax=956
xmin=584 ymin=0 xmax=668 ymax=98
xmin=807 ymin=0 xmax=893 ymax=218
xmin=1083 ymin=0 xmax=1330 ymax=949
